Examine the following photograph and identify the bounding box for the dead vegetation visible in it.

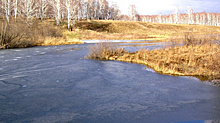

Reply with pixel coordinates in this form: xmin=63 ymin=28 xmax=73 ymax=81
xmin=75 ymin=20 xmax=220 ymax=40
xmin=86 ymin=41 xmax=127 ymax=60
xmin=0 ymin=18 xmax=83 ymax=49
xmin=2 ymin=19 xmax=220 ymax=49
xmin=117 ymin=44 xmax=220 ymax=81
xmin=170 ymin=32 xmax=219 ymax=47
xmin=87 ymin=33 xmax=220 ymax=85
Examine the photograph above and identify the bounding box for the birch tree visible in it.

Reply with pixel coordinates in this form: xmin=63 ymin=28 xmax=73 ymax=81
xmin=174 ymin=7 xmax=179 ymax=24
xmin=128 ymin=4 xmax=137 ymax=21
xmin=109 ymin=3 xmax=120 ymax=20
xmin=158 ymin=13 xmax=162 ymax=23
xmin=52 ymin=0 xmax=61 ymax=26
xmin=217 ymin=14 xmax=219 ymax=26
xmin=65 ymin=0 xmax=78 ymax=29
xmin=19 ymin=0 xmax=39 ymax=23
xmin=99 ymin=0 xmax=108 ymax=20
xmin=66 ymin=0 xmax=72 ymax=28
xmin=1 ymin=0 xmax=12 ymax=22
xmin=39 ymin=0 xmax=49 ymax=22
xmin=0 ymin=1 xmax=3 ymax=17
xmin=77 ymin=0 xmax=83 ymax=20
xmin=207 ymin=13 xmax=212 ymax=25
xmin=13 ymin=0 xmax=18 ymax=21
xmin=84 ymin=0 xmax=91 ymax=19
xmin=186 ymin=7 xmax=194 ymax=24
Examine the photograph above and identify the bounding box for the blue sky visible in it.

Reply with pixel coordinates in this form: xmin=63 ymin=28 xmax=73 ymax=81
xmin=109 ymin=0 xmax=220 ymax=15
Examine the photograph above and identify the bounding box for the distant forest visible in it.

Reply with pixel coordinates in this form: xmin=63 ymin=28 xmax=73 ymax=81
xmin=1 ymin=0 xmax=220 ymax=27
xmin=0 ymin=0 xmax=121 ymax=28
xmin=126 ymin=5 xmax=220 ymax=26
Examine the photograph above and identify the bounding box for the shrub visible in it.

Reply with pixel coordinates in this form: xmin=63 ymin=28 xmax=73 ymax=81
xmin=0 ymin=18 xmax=63 ymax=49
xmin=169 ymin=32 xmax=219 ymax=47
xmin=86 ymin=41 xmax=127 ymax=60
xmin=0 ymin=20 xmax=32 ymax=49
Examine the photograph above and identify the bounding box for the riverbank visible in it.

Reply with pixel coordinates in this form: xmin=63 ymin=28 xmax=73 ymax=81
xmin=74 ymin=20 xmax=220 ymax=40
xmin=87 ymin=40 xmax=220 ymax=86
xmin=2 ymin=19 xmax=220 ymax=49
xmin=0 ymin=19 xmax=84 ymax=49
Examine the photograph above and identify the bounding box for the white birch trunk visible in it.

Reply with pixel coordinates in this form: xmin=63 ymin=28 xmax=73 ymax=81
xmin=14 ymin=0 xmax=17 ymax=21
xmin=2 ymin=0 xmax=11 ymax=22
xmin=54 ymin=0 xmax=61 ymax=26
xmin=66 ymin=0 xmax=71 ymax=29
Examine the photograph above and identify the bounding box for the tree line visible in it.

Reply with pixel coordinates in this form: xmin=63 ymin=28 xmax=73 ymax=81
xmin=2 ymin=1 xmax=219 ymax=27
xmin=127 ymin=5 xmax=220 ymax=26
xmin=0 ymin=0 xmax=121 ymax=28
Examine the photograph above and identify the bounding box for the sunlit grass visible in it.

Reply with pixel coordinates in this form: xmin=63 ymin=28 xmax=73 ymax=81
xmin=75 ymin=20 xmax=220 ymax=41
xmin=87 ymin=33 xmax=220 ymax=85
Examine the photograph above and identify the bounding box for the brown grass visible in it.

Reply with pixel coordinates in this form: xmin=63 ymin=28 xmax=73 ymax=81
xmin=0 ymin=18 xmax=83 ymax=49
xmin=40 ymin=37 xmax=83 ymax=46
xmin=169 ymin=32 xmax=219 ymax=47
xmin=116 ymin=45 xmax=220 ymax=80
xmin=87 ymin=33 xmax=220 ymax=86
xmin=86 ymin=41 xmax=128 ymax=60
xmin=74 ymin=20 xmax=220 ymax=40
xmin=2 ymin=19 xmax=220 ymax=49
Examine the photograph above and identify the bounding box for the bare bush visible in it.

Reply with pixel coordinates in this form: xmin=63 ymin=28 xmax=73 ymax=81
xmin=183 ymin=32 xmax=218 ymax=46
xmin=169 ymin=32 xmax=219 ymax=47
xmin=0 ymin=19 xmax=63 ymax=49
xmin=86 ymin=41 xmax=127 ymax=60
xmin=0 ymin=20 xmax=30 ymax=49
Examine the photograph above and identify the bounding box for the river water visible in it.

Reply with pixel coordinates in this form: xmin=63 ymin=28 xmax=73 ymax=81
xmin=0 ymin=41 xmax=219 ymax=123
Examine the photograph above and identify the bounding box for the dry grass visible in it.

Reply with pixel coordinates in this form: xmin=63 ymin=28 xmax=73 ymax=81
xmin=2 ymin=19 xmax=220 ymax=49
xmin=0 ymin=18 xmax=83 ymax=49
xmin=169 ymin=32 xmax=219 ymax=47
xmin=116 ymin=44 xmax=220 ymax=80
xmin=86 ymin=41 xmax=128 ymax=60
xmin=75 ymin=20 xmax=220 ymax=40
xmin=40 ymin=37 xmax=83 ymax=46
xmin=87 ymin=33 xmax=220 ymax=85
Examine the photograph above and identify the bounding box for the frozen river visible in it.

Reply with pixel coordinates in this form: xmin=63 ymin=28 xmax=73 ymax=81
xmin=0 ymin=41 xmax=220 ymax=123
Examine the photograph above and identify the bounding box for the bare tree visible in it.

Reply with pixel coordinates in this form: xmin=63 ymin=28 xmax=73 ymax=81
xmin=1 ymin=0 xmax=12 ymax=22
xmin=108 ymin=3 xmax=120 ymax=20
xmin=66 ymin=0 xmax=72 ymax=28
xmin=99 ymin=0 xmax=109 ymax=20
xmin=217 ymin=14 xmax=220 ymax=26
xmin=65 ymin=0 xmax=78 ymax=29
xmin=39 ymin=0 xmax=49 ymax=22
xmin=186 ymin=7 xmax=194 ymax=24
xmin=84 ymin=0 xmax=92 ymax=19
xmin=19 ymin=0 xmax=39 ymax=23
xmin=13 ymin=0 xmax=18 ymax=21
xmin=0 ymin=1 xmax=3 ymax=17
xmin=158 ymin=13 xmax=162 ymax=23
xmin=51 ymin=0 xmax=61 ymax=26
xmin=128 ymin=4 xmax=137 ymax=21
xmin=174 ymin=7 xmax=179 ymax=24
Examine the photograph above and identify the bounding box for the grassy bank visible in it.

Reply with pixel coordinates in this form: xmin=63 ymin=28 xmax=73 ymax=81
xmin=0 ymin=19 xmax=83 ymax=49
xmin=2 ymin=19 xmax=220 ymax=49
xmin=87 ymin=37 xmax=220 ymax=86
xmin=74 ymin=20 xmax=220 ymax=40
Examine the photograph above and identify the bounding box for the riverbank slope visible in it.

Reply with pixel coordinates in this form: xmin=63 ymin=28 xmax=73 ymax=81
xmin=2 ymin=19 xmax=220 ymax=49
xmin=87 ymin=39 xmax=220 ymax=86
